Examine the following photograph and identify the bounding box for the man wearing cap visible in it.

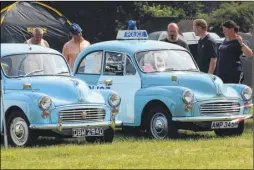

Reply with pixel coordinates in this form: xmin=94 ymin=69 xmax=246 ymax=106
xmin=216 ymin=20 xmax=253 ymax=84
xmin=62 ymin=23 xmax=90 ymax=70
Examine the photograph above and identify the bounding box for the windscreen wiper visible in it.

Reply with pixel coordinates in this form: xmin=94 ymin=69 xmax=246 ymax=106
xmin=24 ymin=69 xmax=44 ymax=77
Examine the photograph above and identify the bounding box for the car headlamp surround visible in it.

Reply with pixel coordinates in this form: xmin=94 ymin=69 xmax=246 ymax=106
xmin=39 ymin=96 xmax=52 ymax=111
xmin=182 ymin=89 xmax=194 ymax=104
xmin=242 ymin=86 xmax=252 ymax=101
xmin=108 ymin=92 xmax=121 ymax=107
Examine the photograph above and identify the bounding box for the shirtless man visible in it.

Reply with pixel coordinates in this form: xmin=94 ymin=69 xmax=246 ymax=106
xmin=25 ymin=27 xmax=49 ymax=47
xmin=62 ymin=23 xmax=90 ymax=70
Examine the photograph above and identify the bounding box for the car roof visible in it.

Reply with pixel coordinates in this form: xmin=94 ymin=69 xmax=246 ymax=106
xmin=80 ymin=40 xmax=186 ymax=56
xmin=1 ymin=43 xmax=61 ymax=58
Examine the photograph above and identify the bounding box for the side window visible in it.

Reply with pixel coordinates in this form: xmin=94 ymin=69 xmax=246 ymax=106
xmin=77 ymin=51 xmax=103 ymax=74
xmin=125 ymin=57 xmax=136 ymax=75
xmin=104 ymin=52 xmax=125 ymax=76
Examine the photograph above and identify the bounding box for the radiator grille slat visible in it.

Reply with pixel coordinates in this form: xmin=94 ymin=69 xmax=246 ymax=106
xmin=59 ymin=108 xmax=106 ymax=123
xmin=200 ymin=101 xmax=240 ymax=116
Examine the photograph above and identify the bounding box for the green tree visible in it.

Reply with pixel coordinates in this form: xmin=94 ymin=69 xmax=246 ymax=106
xmin=198 ymin=2 xmax=254 ymax=35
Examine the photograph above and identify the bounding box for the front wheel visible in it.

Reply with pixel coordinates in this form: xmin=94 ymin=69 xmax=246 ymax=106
xmin=7 ymin=111 xmax=37 ymax=147
xmin=146 ymin=106 xmax=176 ymax=139
xmin=214 ymin=121 xmax=244 ymax=137
xmin=100 ymin=128 xmax=114 ymax=143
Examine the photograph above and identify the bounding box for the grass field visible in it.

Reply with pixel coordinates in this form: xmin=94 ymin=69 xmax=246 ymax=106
xmin=1 ymin=118 xmax=253 ymax=169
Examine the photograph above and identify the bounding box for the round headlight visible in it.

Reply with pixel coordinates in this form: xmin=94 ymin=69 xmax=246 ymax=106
xmin=183 ymin=90 xmax=194 ymax=104
xmin=109 ymin=93 xmax=121 ymax=107
xmin=242 ymin=87 xmax=252 ymax=101
xmin=39 ymin=96 xmax=52 ymax=110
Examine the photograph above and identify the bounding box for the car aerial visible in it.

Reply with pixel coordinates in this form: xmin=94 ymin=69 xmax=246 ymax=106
xmin=73 ymin=28 xmax=253 ymax=139
xmin=0 ymin=43 xmax=122 ymax=147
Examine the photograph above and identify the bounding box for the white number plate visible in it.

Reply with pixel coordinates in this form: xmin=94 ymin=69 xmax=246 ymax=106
xmin=72 ymin=128 xmax=104 ymax=137
xmin=211 ymin=121 xmax=239 ymax=129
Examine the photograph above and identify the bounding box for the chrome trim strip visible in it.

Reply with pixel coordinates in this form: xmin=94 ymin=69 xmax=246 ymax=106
xmin=30 ymin=120 xmax=123 ymax=130
xmin=197 ymin=98 xmax=239 ymax=102
xmin=56 ymin=104 xmax=106 ymax=108
xmin=172 ymin=115 xmax=253 ymax=122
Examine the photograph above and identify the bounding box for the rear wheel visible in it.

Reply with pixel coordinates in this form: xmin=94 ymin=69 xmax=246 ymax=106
xmin=7 ymin=111 xmax=37 ymax=147
xmin=214 ymin=121 xmax=244 ymax=137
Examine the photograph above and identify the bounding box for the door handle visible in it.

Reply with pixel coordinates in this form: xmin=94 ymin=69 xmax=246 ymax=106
xmin=23 ymin=83 xmax=32 ymax=89
xmin=104 ymin=80 xmax=113 ymax=86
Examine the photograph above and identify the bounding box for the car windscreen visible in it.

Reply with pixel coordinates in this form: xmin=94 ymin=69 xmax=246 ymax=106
xmin=135 ymin=50 xmax=198 ymax=73
xmin=1 ymin=53 xmax=70 ymax=77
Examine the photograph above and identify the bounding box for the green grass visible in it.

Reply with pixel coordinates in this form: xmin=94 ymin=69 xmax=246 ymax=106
xmin=1 ymin=119 xmax=253 ymax=169
xmin=250 ymin=106 xmax=254 ymax=114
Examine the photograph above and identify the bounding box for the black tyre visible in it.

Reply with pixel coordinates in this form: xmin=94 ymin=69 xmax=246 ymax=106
xmin=85 ymin=128 xmax=114 ymax=144
xmin=145 ymin=106 xmax=176 ymax=139
xmin=214 ymin=121 xmax=244 ymax=137
xmin=7 ymin=110 xmax=37 ymax=147
xmin=100 ymin=128 xmax=114 ymax=143
xmin=85 ymin=136 xmax=98 ymax=143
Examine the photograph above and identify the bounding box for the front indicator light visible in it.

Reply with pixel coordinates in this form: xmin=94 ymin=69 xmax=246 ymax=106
xmin=185 ymin=105 xmax=193 ymax=111
xmin=41 ymin=112 xmax=49 ymax=118
xmin=112 ymin=108 xmax=119 ymax=115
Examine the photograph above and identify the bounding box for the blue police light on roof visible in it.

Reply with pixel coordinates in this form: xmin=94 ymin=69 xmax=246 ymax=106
xmin=128 ymin=20 xmax=137 ymax=30
xmin=116 ymin=30 xmax=148 ymax=40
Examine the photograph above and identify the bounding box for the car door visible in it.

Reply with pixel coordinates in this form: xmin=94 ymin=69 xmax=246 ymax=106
xmin=0 ymin=75 xmax=3 ymax=132
xmin=98 ymin=51 xmax=141 ymax=124
xmin=74 ymin=51 xmax=105 ymax=89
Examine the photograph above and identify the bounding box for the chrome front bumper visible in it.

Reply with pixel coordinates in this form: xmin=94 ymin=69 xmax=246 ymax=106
xmin=29 ymin=120 xmax=122 ymax=131
xmin=172 ymin=114 xmax=253 ymax=122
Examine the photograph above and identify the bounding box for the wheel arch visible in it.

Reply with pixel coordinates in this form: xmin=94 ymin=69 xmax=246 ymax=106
xmin=5 ymin=106 xmax=29 ymax=124
xmin=140 ymin=99 xmax=171 ymax=128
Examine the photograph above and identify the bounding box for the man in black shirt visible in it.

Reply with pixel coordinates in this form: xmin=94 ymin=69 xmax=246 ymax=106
xmin=193 ymin=19 xmax=217 ymax=74
xmin=216 ymin=20 xmax=253 ymax=83
xmin=161 ymin=23 xmax=190 ymax=51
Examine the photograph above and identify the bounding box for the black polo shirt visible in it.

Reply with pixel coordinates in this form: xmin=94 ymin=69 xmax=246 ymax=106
xmin=196 ymin=34 xmax=217 ymax=73
xmin=216 ymin=39 xmax=245 ymax=77
xmin=161 ymin=38 xmax=190 ymax=51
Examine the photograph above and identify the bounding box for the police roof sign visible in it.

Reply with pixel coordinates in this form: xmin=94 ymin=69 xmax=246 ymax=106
xmin=116 ymin=30 xmax=148 ymax=40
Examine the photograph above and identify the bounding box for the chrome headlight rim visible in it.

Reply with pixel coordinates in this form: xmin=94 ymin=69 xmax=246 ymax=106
xmin=108 ymin=92 xmax=121 ymax=107
xmin=39 ymin=96 xmax=52 ymax=111
xmin=242 ymin=86 xmax=252 ymax=101
xmin=182 ymin=89 xmax=194 ymax=104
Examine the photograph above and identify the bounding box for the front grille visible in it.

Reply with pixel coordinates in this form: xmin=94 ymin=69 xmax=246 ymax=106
xmin=200 ymin=101 xmax=240 ymax=116
xmin=59 ymin=108 xmax=105 ymax=123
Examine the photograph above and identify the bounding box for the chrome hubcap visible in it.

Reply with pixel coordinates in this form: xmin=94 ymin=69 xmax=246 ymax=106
xmin=14 ymin=124 xmax=25 ymax=138
xmin=10 ymin=117 xmax=29 ymax=146
xmin=150 ymin=113 xmax=168 ymax=139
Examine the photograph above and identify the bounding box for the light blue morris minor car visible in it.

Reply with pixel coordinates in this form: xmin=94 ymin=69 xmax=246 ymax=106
xmin=0 ymin=43 xmax=122 ymax=147
xmin=73 ymin=30 xmax=253 ymax=139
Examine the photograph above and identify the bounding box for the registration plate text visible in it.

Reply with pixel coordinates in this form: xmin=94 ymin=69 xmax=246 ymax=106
xmin=72 ymin=128 xmax=104 ymax=137
xmin=211 ymin=121 xmax=239 ymax=129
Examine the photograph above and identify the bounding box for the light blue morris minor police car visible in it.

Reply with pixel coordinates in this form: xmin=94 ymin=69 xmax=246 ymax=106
xmin=0 ymin=44 xmax=122 ymax=147
xmin=73 ymin=29 xmax=253 ymax=139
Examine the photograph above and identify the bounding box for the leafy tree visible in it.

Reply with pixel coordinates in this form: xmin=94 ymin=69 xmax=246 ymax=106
xmin=197 ymin=2 xmax=254 ymax=35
